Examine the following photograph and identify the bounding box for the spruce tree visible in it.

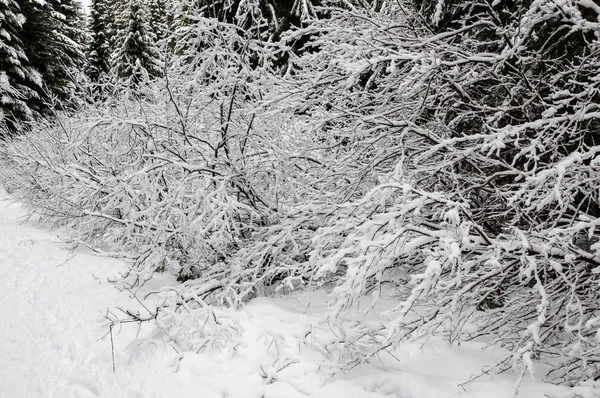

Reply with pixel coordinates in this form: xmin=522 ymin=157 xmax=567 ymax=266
xmin=111 ymin=0 xmax=162 ymax=89
xmin=19 ymin=0 xmax=86 ymax=112
xmin=0 ymin=0 xmax=41 ymax=132
xmin=146 ymin=0 xmax=171 ymax=44
xmin=85 ymin=0 xmax=112 ymax=85
xmin=104 ymin=0 xmax=121 ymax=47
xmin=48 ymin=0 xmax=87 ymax=105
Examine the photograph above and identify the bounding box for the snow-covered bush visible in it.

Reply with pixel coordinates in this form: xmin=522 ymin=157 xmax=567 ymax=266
xmin=2 ymin=0 xmax=600 ymax=387
xmin=0 ymin=5 xmax=348 ymax=349
xmin=271 ymin=0 xmax=600 ymax=384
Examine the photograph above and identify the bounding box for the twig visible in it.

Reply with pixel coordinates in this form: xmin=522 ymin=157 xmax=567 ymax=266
xmin=110 ymin=323 xmax=116 ymax=372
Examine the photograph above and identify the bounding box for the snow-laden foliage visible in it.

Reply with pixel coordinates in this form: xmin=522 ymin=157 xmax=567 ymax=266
xmin=111 ymin=0 xmax=163 ymax=89
xmin=0 ymin=0 xmax=42 ymax=133
xmin=2 ymin=0 xmax=600 ymax=388
xmin=274 ymin=0 xmax=600 ymax=384
xmin=1 ymin=0 xmax=86 ymax=133
xmin=20 ymin=0 xmax=87 ymax=110
xmin=0 ymin=11 xmax=332 ymax=350
xmin=86 ymin=0 xmax=112 ymax=86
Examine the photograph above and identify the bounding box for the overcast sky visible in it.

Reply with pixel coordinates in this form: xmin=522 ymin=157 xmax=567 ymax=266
xmin=80 ymin=0 xmax=90 ymax=12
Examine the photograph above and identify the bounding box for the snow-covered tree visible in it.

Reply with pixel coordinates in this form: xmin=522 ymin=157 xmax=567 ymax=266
xmin=282 ymin=0 xmax=600 ymax=384
xmin=111 ymin=0 xmax=162 ymax=90
xmin=49 ymin=0 xmax=87 ymax=104
xmin=146 ymin=0 xmax=172 ymax=44
xmin=85 ymin=0 xmax=112 ymax=90
xmin=0 ymin=0 xmax=41 ymax=133
xmin=174 ymin=0 xmax=375 ymax=65
xmin=18 ymin=0 xmax=86 ymax=112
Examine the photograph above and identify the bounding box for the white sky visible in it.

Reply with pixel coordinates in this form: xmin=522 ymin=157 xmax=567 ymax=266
xmin=80 ymin=0 xmax=90 ymax=12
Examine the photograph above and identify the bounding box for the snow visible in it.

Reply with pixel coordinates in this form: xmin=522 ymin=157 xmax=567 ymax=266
xmin=0 ymin=196 xmax=578 ymax=397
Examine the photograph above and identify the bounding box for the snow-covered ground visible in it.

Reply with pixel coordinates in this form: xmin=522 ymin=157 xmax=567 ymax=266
xmin=0 ymin=197 xmax=584 ymax=398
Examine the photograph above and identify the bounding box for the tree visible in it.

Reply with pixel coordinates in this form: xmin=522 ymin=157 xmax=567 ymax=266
xmin=171 ymin=0 xmax=383 ymax=76
xmin=19 ymin=0 xmax=86 ymax=112
xmin=85 ymin=0 xmax=112 ymax=86
xmin=146 ymin=0 xmax=172 ymax=44
xmin=111 ymin=0 xmax=163 ymax=89
xmin=0 ymin=0 xmax=41 ymax=133
xmin=48 ymin=0 xmax=87 ymax=105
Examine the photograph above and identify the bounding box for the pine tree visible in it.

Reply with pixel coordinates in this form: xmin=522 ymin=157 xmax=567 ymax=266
xmin=111 ymin=0 xmax=162 ymax=89
xmin=85 ymin=0 xmax=112 ymax=85
xmin=0 ymin=0 xmax=41 ymax=132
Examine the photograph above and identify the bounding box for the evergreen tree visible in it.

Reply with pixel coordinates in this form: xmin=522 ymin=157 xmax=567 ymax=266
xmin=20 ymin=0 xmax=86 ymax=112
xmin=104 ymin=0 xmax=121 ymax=47
xmin=0 ymin=0 xmax=41 ymax=132
xmin=85 ymin=0 xmax=112 ymax=85
xmin=111 ymin=0 xmax=162 ymax=89
xmin=48 ymin=0 xmax=87 ymax=104
xmin=146 ymin=0 xmax=172 ymax=44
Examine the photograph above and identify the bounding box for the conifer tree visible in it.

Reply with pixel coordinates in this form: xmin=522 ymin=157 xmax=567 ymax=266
xmin=103 ymin=0 xmax=121 ymax=48
xmin=48 ymin=0 xmax=87 ymax=104
xmin=0 ymin=0 xmax=41 ymax=132
xmin=111 ymin=0 xmax=162 ymax=89
xmin=19 ymin=0 xmax=86 ymax=112
xmin=146 ymin=0 xmax=172 ymax=44
xmin=85 ymin=0 xmax=112 ymax=85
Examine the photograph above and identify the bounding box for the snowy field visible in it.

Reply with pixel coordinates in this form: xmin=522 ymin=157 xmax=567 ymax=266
xmin=0 ymin=197 xmax=588 ymax=398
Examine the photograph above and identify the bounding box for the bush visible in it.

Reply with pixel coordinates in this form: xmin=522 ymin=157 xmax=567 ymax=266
xmin=2 ymin=0 xmax=600 ymax=387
